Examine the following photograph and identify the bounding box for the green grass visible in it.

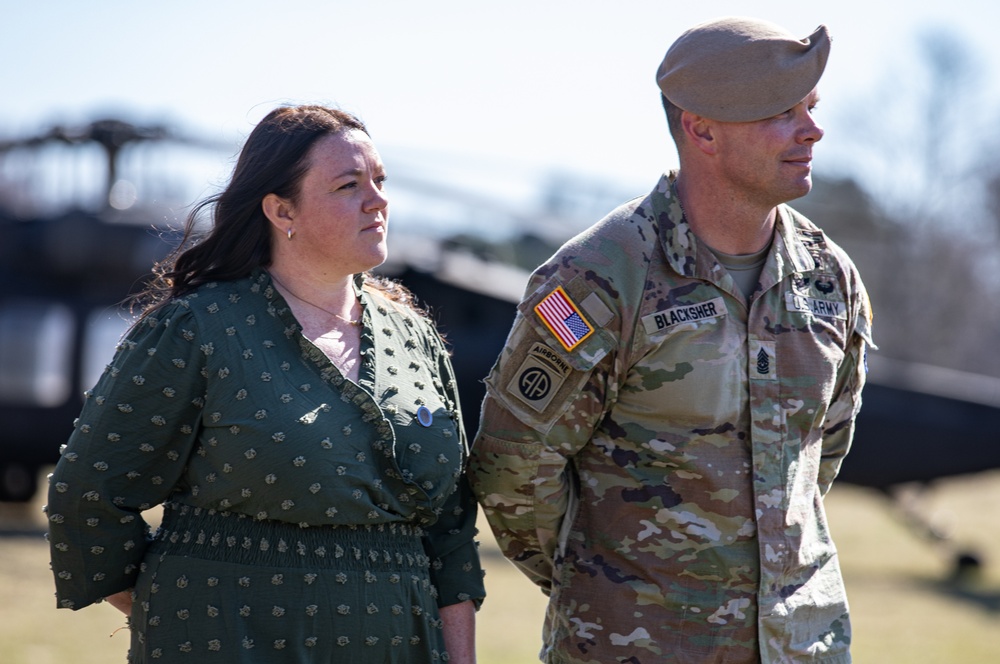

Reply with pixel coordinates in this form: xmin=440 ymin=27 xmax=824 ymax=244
xmin=3 ymin=469 xmax=999 ymax=663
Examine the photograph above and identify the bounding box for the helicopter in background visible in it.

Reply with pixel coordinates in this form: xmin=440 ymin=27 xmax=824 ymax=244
xmin=1 ymin=117 xmax=998 ymax=580
xmin=0 ymin=119 xmax=215 ymax=500
xmin=0 ymin=116 xmax=549 ymax=502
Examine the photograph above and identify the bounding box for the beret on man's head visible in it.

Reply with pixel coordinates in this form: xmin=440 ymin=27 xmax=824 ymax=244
xmin=656 ymin=16 xmax=831 ymax=122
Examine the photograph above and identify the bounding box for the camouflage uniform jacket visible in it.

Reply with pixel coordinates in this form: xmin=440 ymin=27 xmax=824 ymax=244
xmin=469 ymin=172 xmax=874 ymax=663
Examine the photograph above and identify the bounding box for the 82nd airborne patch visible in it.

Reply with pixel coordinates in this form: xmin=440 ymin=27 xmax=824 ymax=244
xmin=506 ymin=342 xmax=573 ymax=412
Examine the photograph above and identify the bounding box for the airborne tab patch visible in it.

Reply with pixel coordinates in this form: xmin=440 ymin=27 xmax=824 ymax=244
xmin=535 ymin=286 xmax=594 ymax=352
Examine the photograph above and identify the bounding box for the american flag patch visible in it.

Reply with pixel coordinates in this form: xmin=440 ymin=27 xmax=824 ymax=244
xmin=534 ymin=286 xmax=593 ymax=351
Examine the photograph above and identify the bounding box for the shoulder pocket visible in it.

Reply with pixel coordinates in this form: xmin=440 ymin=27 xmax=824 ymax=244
xmin=518 ymin=274 xmax=615 ymax=370
xmin=485 ymin=276 xmax=615 ymax=432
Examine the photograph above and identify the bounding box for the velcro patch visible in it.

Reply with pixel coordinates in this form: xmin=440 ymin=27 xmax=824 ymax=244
xmin=580 ymin=292 xmax=614 ymax=327
xmin=785 ymin=291 xmax=847 ymax=320
xmin=535 ymin=286 xmax=593 ymax=351
xmin=505 ymin=342 xmax=572 ymax=412
xmin=749 ymin=339 xmax=777 ymax=381
xmin=641 ymin=297 xmax=727 ymax=335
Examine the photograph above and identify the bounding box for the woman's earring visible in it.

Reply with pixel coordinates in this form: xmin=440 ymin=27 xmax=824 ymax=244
xmin=287 ymin=227 xmax=295 ymax=240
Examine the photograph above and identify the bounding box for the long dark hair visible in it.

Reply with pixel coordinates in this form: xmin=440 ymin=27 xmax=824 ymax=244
xmin=136 ymin=105 xmax=386 ymax=317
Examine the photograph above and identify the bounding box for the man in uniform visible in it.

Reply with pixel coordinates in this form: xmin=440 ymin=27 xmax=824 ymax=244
xmin=469 ymin=16 xmax=874 ymax=663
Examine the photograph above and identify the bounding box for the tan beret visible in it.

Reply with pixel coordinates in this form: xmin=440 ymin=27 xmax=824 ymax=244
xmin=656 ymin=16 xmax=831 ymax=122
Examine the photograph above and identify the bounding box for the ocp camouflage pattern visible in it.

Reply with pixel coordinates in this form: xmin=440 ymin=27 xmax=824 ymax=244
xmin=470 ymin=172 xmax=874 ymax=663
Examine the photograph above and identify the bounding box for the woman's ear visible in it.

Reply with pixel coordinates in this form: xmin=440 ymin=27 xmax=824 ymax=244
xmin=262 ymin=193 xmax=294 ymax=236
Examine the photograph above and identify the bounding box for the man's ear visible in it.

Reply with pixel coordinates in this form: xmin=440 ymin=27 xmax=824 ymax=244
xmin=262 ymin=193 xmax=295 ymax=236
xmin=681 ymin=111 xmax=718 ymax=156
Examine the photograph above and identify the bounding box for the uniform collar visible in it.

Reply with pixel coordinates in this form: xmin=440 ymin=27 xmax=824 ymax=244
xmin=653 ymin=171 xmax=818 ymax=289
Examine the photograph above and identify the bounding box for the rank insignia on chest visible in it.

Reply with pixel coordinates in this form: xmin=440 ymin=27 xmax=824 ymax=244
xmin=749 ymin=340 xmax=777 ymax=381
xmin=534 ymin=286 xmax=593 ymax=352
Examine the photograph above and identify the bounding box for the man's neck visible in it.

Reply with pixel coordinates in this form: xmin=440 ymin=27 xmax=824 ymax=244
xmin=674 ymin=172 xmax=778 ymax=255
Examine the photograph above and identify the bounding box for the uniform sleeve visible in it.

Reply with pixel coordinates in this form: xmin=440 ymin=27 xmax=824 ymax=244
xmin=818 ymin=280 xmax=875 ymax=496
xmin=421 ymin=326 xmax=487 ymax=609
xmin=469 ymin=274 xmax=616 ymax=592
xmin=46 ymin=304 xmax=206 ymax=609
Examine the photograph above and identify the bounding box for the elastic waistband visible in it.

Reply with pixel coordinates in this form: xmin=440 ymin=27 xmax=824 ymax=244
xmin=148 ymin=502 xmax=429 ymax=570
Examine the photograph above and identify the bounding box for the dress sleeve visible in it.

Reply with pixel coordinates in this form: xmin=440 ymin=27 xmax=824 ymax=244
xmin=46 ymin=303 xmax=206 ymax=609
xmin=421 ymin=326 xmax=487 ymax=609
xmin=468 ymin=274 xmax=616 ymax=592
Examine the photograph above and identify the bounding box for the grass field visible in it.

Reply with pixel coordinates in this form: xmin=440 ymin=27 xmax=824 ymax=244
xmin=2 ymin=469 xmax=999 ymax=663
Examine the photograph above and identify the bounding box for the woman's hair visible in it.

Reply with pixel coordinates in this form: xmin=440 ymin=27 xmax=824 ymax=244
xmin=134 ymin=104 xmax=420 ymax=317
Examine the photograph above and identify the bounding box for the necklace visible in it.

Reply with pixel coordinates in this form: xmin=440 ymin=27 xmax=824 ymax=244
xmin=269 ymin=272 xmax=363 ymax=327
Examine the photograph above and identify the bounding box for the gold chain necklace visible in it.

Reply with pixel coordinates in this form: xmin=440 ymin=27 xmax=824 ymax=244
xmin=269 ymin=273 xmax=362 ymax=327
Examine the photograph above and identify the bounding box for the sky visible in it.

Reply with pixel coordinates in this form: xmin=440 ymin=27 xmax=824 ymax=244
xmin=4 ymin=0 xmax=1000 ymax=228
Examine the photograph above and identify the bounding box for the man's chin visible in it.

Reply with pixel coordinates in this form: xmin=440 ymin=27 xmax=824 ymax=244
xmin=784 ymin=179 xmax=813 ymax=202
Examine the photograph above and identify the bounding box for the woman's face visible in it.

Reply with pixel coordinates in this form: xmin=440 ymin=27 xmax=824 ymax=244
xmin=278 ymin=129 xmax=389 ymax=279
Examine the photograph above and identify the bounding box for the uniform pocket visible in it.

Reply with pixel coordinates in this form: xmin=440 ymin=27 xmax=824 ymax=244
xmin=484 ymin=275 xmax=615 ymax=434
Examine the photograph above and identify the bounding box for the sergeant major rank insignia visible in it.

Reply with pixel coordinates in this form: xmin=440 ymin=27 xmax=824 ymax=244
xmin=749 ymin=340 xmax=777 ymax=381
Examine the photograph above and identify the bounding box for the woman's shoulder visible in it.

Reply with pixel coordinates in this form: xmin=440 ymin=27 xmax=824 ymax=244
xmin=156 ymin=272 xmax=279 ymax=327
xmin=130 ymin=273 xmax=271 ymax=344
xmin=362 ymin=274 xmax=446 ymax=348
xmin=362 ymin=274 xmax=426 ymax=319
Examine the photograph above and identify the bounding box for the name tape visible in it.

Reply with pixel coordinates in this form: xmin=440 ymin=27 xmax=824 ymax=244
xmin=784 ymin=292 xmax=847 ymax=319
xmin=641 ymin=297 xmax=727 ymax=335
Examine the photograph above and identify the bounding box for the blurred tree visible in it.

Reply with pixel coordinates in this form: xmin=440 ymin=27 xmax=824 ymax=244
xmin=830 ymin=28 xmax=989 ymax=230
xmin=812 ymin=27 xmax=1000 ymax=377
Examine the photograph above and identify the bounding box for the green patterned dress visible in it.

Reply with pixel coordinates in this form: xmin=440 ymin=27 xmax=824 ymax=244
xmin=48 ymin=269 xmax=485 ymax=663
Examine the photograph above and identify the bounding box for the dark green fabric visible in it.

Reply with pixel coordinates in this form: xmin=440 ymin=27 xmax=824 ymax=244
xmin=134 ymin=504 xmax=445 ymax=662
xmin=48 ymin=269 xmax=485 ymax=662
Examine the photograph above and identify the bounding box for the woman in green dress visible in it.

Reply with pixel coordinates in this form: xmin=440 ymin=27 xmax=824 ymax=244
xmin=46 ymin=104 xmax=485 ymax=663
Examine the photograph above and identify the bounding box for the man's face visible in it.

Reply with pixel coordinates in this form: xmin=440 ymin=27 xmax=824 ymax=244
xmin=712 ymin=88 xmax=824 ymax=207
